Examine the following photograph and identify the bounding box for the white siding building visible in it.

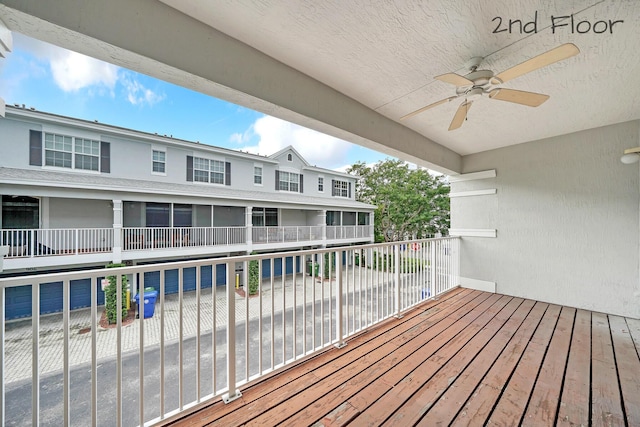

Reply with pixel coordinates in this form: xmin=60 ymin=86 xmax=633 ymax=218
xmin=0 ymin=105 xmax=375 ymax=274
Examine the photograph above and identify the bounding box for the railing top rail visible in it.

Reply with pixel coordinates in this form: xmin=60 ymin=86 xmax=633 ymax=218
xmin=0 ymin=236 xmax=458 ymax=288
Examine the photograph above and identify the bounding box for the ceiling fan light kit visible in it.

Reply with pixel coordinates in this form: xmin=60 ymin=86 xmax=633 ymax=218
xmin=402 ymin=43 xmax=580 ymax=130
xmin=621 ymin=147 xmax=640 ymax=164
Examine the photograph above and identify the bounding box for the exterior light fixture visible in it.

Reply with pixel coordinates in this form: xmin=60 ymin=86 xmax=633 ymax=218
xmin=621 ymin=147 xmax=640 ymax=164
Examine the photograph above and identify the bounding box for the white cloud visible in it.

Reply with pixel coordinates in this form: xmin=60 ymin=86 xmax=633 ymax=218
xmin=121 ymin=74 xmax=165 ymax=106
xmin=239 ymin=115 xmax=352 ymax=169
xmin=14 ymin=33 xmax=118 ymax=92
xmin=49 ymin=50 xmax=118 ymax=92
xmin=13 ymin=33 xmax=163 ymax=106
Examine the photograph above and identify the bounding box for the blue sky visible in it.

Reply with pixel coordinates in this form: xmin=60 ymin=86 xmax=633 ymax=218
xmin=0 ymin=33 xmax=391 ymax=171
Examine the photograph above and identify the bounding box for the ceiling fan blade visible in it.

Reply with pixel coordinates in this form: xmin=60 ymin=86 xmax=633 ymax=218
xmin=489 ymin=88 xmax=549 ymax=107
xmin=449 ymin=101 xmax=472 ymax=131
xmin=493 ymin=43 xmax=580 ymax=84
xmin=435 ymin=73 xmax=474 ymax=87
xmin=400 ymin=96 xmax=457 ymax=120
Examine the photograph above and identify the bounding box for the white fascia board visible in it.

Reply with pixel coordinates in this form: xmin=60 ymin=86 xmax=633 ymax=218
xmin=448 ymin=170 xmax=496 ymax=182
xmin=449 ymin=189 xmax=496 ymax=198
xmin=0 ymin=17 xmax=12 ymax=55
xmin=1 ymin=176 xmax=376 ymax=210
xmin=449 ymin=229 xmax=497 ymax=238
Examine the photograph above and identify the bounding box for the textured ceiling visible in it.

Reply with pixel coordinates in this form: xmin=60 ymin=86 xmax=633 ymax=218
xmin=160 ymin=0 xmax=640 ymax=156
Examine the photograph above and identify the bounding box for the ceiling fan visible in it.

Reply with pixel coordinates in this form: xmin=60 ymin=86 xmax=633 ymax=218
xmin=400 ymin=43 xmax=580 ymax=131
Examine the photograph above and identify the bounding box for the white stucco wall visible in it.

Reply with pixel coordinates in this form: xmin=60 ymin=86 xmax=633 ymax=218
xmin=451 ymin=120 xmax=640 ymax=318
xmin=281 ymin=209 xmax=307 ymax=226
xmin=49 ymin=198 xmax=112 ymax=228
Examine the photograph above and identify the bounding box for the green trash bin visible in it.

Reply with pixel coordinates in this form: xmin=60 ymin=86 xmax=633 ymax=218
xmin=306 ymin=261 xmax=319 ymax=276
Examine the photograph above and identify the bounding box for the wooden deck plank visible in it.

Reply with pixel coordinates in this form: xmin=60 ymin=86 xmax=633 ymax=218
xmin=609 ymin=315 xmax=640 ymax=426
xmin=175 ymin=288 xmax=474 ymax=426
xmin=202 ymin=290 xmax=486 ymax=426
xmin=449 ymin=301 xmax=550 ymax=426
xmin=416 ymin=298 xmax=535 ymax=426
xmin=591 ymin=312 xmax=625 ymax=427
xmin=626 ymin=317 xmax=640 ymax=355
xmin=247 ymin=293 xmax=502 ymax=426
xmin=381 ymin=297 xmax=524 ymax=426
xmin=486 ymin=304 xmax=562 ymax=426
xmin=557 ymin=308 xmax=591 ymax=427
xmin=521 ymin=306 xmax=576 ymax=426
xmin=353 ymin=295 xmax=513 ymax=426
xmin=164 ymin=292 xmax=640 ymax=427
xmin=337 ymin=294 xmax=505 ymax=427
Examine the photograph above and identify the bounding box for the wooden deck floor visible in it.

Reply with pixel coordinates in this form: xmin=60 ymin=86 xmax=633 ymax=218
xmin=164 ymin=288 xmax=640 ymax=427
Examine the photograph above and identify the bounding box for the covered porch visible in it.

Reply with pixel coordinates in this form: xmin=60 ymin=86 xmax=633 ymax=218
xmin=166 ymin=287 xmax=640 ymax=426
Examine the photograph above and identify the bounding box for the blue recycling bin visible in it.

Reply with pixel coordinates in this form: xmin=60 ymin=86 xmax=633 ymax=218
xmin=135 ymin=290 xmax=158 ymax=319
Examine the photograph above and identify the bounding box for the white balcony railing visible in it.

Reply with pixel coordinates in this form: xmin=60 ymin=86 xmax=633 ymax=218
xmin=122 ymin=226 xmax=246 ymax=251
xmin=1 ymin=228 xmax=114 ymax=258
xmin=0 ymin=237 xmax=459 ymax=426
xmin=326 ymin=224 xmax=373 ymax=240
xmin=2 ymin=225 xmax=374 ymax=261
xmin=252 ymin=225 xmax=323 ymax=244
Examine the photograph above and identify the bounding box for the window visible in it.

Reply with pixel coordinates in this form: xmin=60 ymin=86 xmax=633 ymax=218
xmin=44 ymin=133 xmax=72 ymax=168
xmin=152 ymin=150 xmax=166 ymax=173
xmin=318 ymin=177 xmax=324 ymax=192
xmin=145 ymin=203 xmax=170 ymax=227
xmin=287 ymin=153 xmax=293 ymax=161
xmin=279 ymin=171 xmax=299 ymax=192
xmin=252 ymin=207 xmax=278 ymax=226
xmin=332 ymin=179 xmax=349 ymax=197
xmin=254 ymin=166 xmax=263 ymax=185
xmin=44 ymin=133 xmax=102 ymax=171
xmin=210 ymin=160 xmax=225 ymax=184
xmin=74 ymin=138 xmax=100 ymax=171
xmin=193 ymin=157 xmax=225 ymax=184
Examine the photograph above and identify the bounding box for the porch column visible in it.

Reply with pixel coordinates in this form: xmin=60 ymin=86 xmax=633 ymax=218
xmin=245 ymin=206 xmax=253 ymax=252
xmin=318 ymin=210 xmax=327 ymax=247
xmin=112 ymin=200 xmax=123 ymax=263
xmin=370 ymin=211 xmax=375 ymax=243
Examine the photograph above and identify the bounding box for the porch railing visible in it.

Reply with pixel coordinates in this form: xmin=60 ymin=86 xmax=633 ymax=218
xmin=0 ymin=228 xmax=114 ymax=258
xmin=252 ymin=225 xmax=323 ymax=244
xmin=0 ymin=237 xmax=459 ymax=426
xmin=326 ymin=224 xmax=373 ymax=240
xmin=122 ymin=226 xmax=247 ymax=251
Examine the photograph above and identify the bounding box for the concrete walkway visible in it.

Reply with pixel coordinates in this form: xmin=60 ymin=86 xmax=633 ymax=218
xmin=4 ymin=271 xmax=391 ymax=384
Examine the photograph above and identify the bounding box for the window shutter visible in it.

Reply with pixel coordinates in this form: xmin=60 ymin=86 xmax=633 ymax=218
xmin=348 ymin=182 xmax=352 ymax=198
xmin=331 ymin=179 xmax=336 ymax=196
xmin=225 ymin=162 xmax=231 ymax=186
xmin=186 ymin=156 xmax=193 ymax=182
xmin=29 ymin=130 xmax=42 ymax=166
xmin=299 ymin=174 xmax=304 ymax=193
xmin=275 ymin=170 xmax=280 ymax=190
xmin=100 ymin=141 xmax=110 ymax=173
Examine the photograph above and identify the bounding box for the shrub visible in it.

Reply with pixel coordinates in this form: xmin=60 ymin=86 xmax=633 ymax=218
xmin=105 ymin=263 xmax=129 ymax=324
xmin=248 ymin=253 xmax=260 ymax=295
xmin=323 ymin=252 xmax=335 ymax=278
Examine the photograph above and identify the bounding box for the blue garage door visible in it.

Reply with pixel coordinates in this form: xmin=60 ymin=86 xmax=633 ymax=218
xmin=142 ymin=265 xmax=223 ymax=295
xmin=261 ymin=256 xmax=302 ymax=278
xmin=5 ymin=278 xmax=106 ymax=321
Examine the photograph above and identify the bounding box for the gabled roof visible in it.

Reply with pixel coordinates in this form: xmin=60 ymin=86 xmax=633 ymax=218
xmin=268 ymin=145 xmax=310 ymax=167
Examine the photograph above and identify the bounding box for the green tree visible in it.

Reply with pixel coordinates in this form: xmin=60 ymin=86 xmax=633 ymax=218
xmin=347 ymin=159 xmax=449 ymax=242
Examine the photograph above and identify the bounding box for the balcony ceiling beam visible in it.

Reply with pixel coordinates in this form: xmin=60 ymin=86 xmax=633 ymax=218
xmin=0 ymin=0 xmax=461 ymax=174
